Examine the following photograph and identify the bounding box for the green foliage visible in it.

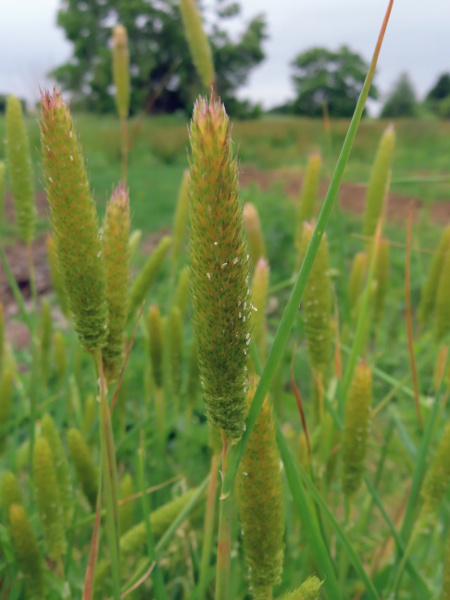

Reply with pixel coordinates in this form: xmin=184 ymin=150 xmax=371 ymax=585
xmin=68 ymin=427 xmax=98 ymax=509
xmin=0 ymin=471 xmax=23 ymax=525
xmin=381 ymin=73 xmax=418 ymax=118
xmin=373 ymin=238 xmax=389 ymax=324
xmin=290 ymin=46 xmax=378 ymax=117
xmin=119 ymin=473 xmax=134 ymax=535
xmin=5 ymin=95 xmax=35 ymax=243
xmin=0 ymin=161 xmax=5 ymax=232
xmin=426 ymin=73 xmax=450 ymax=116
xmin=421 ymin=422 xmax=450 ymax=515
xmin=180 ymin=0 xmax=215 ymax=89
xmin=434 ymin=241 xmax=450 ymax=342
xmin=419 ymin=226 xmax=450 ymax=327
xmin=168 ymin=305 xmax=183 ymax=398
xmin=40 ymin=300 xmax=52 ymax=389
xmin=148 ymin=305 xmax=164 ymax=389
xmin=172 ymin=170 xmax=190 ymax=276
xmin=0 ymin=368 xmax=14 ymax=454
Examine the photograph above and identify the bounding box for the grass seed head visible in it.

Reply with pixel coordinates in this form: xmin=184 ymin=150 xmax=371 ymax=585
xmin=188 ymin=95 xmax=251 ymax=441
xmin=53 ymin=331 xmax=67 ymax=384
xmin=40 ymin=300 xmax=52 ymax=388
xmin=169 ymin=305 xmax=183 ymax=397
xmin=0 ymin=368 xmax=14 ymax=454
xmin=421 ymin=421 xmax=450 ymax=515
xmin=119 ymin=472 xmax=134 ymax=535
xmin=419 ymin=225 xmax=450 ymax=327
xmin=251 ymin=257 xmax=269 ymax=364
xmin=243 ymin=202 xmax=266 ymax=270
xmin=0 ymin=161 xmax=5 ymax=232
xmin=128 ymin=229 xmax=142 ymax=262
xmin=68 ymin=427 xmax=98 ymax=510
xmin=40 ymin=89 xmax=108 ymax=352
xmin=373 ymin=237 xmax=390 ymax=324
xmin=295 ymin=151 xmax=321 ymax=256
xmin=434 ymin=236 xmax=450 ymax=342
xmin=6 ymin=95 xmax=36 ymax=243
xmin=279 ymin=576 xmax=323 ymax=600
xmin=112 ymin=25 xmax=130 ymax=119
xmin=148 ymin=305 xmax=164 ymax=389
xmin=348 ymin=251 xmax=368 ymax=313
xmin=1 ymin=471 xmax=23 ymax=526
xmin=175 ymin=265 xmax=191 ymax=318
xmin=180 ymin=0 xmax=215 ymax=89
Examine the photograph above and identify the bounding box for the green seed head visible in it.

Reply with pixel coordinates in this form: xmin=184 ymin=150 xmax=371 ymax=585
xmin=102 ymin=184 xmax=131 ymax=383
xmin=112 ymin=25 xmax=130 ymax=119
xmin=46 ymin=235 xmax=71 ymax=318
xmin=6 ymin=95 xmax=35 ymax=243
xmin=33 ymin=436 xmax=67 ymax=560
xmin=295 ymin=151 xmax=321 ymax=255
xmin=189 ymin=95 xmax=251 ymax=441
xmin=127 ymin=236 xmax=172 ymax=320
xmin=175 ymin=265 xmax=191 ymax=319
xmin=68 ymin=427 xmax=98 ymax=510
xmin=40 ymin=299 xmax=53 ymax=388
xmin=279 ymin=577 xmax=323 ymax=600
xmin=348 ymin=252 xmax=368 ymax=313
xmin=53 ymin=331 xmax=67 ymax=384
xmin=180 ymin=0 xmax=215 ymax=89
xmin=119 ymin=473 xmax=134 ymax=535
xmin=421 ymin=421 xmax=450 ymax=515
xmin=373 ymin=238 xmax=389 ymax=324
xmin=1 ymin=471 xmax=23 ymax=526
xmin=128 ymin=229 xmax=142 ymax=262
xmin=0 ymin=303 xmax=4 ymax=376
xmin=434 ymin=237 xmax=450 ymax=343
xmin=0 ymin=368 xmax=14 ymax=455
xmin=243 ymin=202 xmax=266 ymax=271
xmin=172 ymin=170 xmax=190 ymax=274
xmin=363 ymin=125 xmax=395 ymax=241
xmin=341 ymin=362 xmax=372 ymax=497
xmin=239 ymin=377 xmax=284 ymax=595
xmin=41 ymin=413 xmax=74 ymax=528
xmin=0 ymin=161 xmax=5 ymax=232
xmin=300 ymin=222 xmax=332 ymax=383
xmin=419 ymin=226 xmax=450 ymax=327
xmin=148 ymin=305 xmax=164 ymax=389
xmin=169 ymin=306 xmax=183 ymax=397
xmin=251 ymin=257 xmax=269 ymax=364
xmin=9 ymin=504 xmax=46 ymax=599
xmin=41 ymin=89 xmax=108 ymax=352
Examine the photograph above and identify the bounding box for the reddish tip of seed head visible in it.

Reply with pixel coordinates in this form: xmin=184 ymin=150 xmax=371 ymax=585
xmin=111 ymin=182 xmax=129 ymax=208
xmin=40 ymin=87 xmax=64 ymax=112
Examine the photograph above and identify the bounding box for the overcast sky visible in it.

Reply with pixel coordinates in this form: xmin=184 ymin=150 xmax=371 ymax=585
xmin=1 ymin=0 xmax=449 ymax=113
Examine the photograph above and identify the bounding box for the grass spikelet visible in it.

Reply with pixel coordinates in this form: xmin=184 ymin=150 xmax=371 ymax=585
xmin=279 ymin=576 xmax=323 ymax=600
xmin=41 ymin=89 xmax=108 ymax=352
xmin=112 ymin=25 xmax=130 ymax=119
xmin=67 ymin=427 xmax=98 ymax=510
xmin=251 ymin=257 xmax=269 ymax=363
xmin=172 ymin=170 xmax=190 ymax=275
xmin=148 ymin=305 xmax=164 ymax=389
xmin=40 ymin=299 xmax=52 ymax=388
xmin=127 ymin=235 xmax=172 ymax=320
xmin=421 ymin=422 xmax=450 ymax=515
xmin=41 ymin=413 xmax=74 ymax=528
xmin=419 ymin=225 xmax=450 ymax=327
xmin=348 ymin=251 xmax=368 ymax=313
xmin=1 ymin=471 xmax=23 ymax=526
xmin=102 ymin=184 xmax=130 ymax=383
xmin=341 ymin=362 xmax=372 ymax=497
xmin=188 ymin=95 xmax=251 ymax=441
xmin=362 ymin=125 xmax=395 ymax=241
xmin=53 ymin=331 xmax=67 ymax=384
xmin=295 ymin=151 xmax=321 ymax=256
xmin=9 ymin=504 xmax=46 ymax=599
xmin=175 ymin=265 xmax=191 ymax=318
xmin=434 ymin=238 xmax=450 ymax=342
xmin=243 ymin=202 xmax=266 ymax=270
xmin=0 ymin=368 xmax=14 ymax=454
xmin=33 ymin=436 xmax=67 ymax=560
xmin=373 ymin=237 xmax=389 ymax=324
xmin=300 ymin=222 xmax=331 ymax=384
xmin=119 ymin=473 xmax=134 ymax=535
xmin=0 ymin=161 xmax=5 ymax=232
xmin=238 ymin=377 xmax=284 ymax=596
xmin=46 ymin=235 xmax=70 ymax=318
xmin=6 ymin=95 xmax=35 ymax=243
xmin=169 ymin=305 xmax=183 ymax=399
xmin=180 ymin=0 xmax=215 ymax=89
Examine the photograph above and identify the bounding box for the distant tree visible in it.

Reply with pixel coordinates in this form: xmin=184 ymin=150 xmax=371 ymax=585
xmin=290 ymin=46 xmax=378 ymax=118
xmin=380 ymin=73 xmax=418 ymax=118
xmin=52 ymin=0 xmax=267 ymax=116
xmin=426 ymin=73 xmax=450 ymax=116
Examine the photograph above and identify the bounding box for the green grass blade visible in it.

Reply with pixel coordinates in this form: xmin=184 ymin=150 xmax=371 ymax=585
xmin=223 ymin=0 xmax=394 ymax=497
xmin=0 ymin=248 xmax=33 ymax=332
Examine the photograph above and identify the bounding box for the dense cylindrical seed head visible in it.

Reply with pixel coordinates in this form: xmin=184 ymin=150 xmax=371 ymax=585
xmin=341 ymin=362 xmax=372 ymax=497
xmin=238 ymin=378 xmax=284 ymax=595
xmin=53 ymin=331 xmax=67 ymax=383
xmin=46 ymin=235 xmax=70 ymax=318
xmin=6 ymin=95 xmax=35 ymax=243
xmin=40 ymin=299 xmax=52 ymax=388
xmin=0 ymin=368 xmax=14 ymax=454
xmin=112 ymin=25 xmax=130 ymax=119
xmin=188 ymin=95 xmax=251 ymax=441
xmin=180 ymin=0 xmax=215 ymax=89
xmin=362 ymin=125 xmax=395 ymax=241
xmin=243 ymin=202 xmax=266 ymax=271
xmin=128 ymin=229 xmax=142 ymax=262
xmin=40 ymin=89 xmax=108 ymax=352
xmin=169 ymin=306 xmax=183 ymax=397
xmin=1 ymin=471 xmax=23 ymax=525
xmin=300 ymin=222 xmax=332 ymax=382
xmin=348 ymin=251 xmax=368 ymax=313
xmin=68 ymin=427 xmax=98 ymax=509
xmin=41 ymin=413 xmax=73 ymax=528
xmin=175 ymin=265 xmax=191 ymax=319
xmin=102 ymin=184 xmax=130 ymax=382
xmin=148 ymin=305 xmax=164 ymax=388
xmin=295 ymin=152 xmax=321 ymax=255
xmin=434 ymin=244 xmax=450 ymax=343
xmin=127 ymin=235 xmax=172 ymax=320
xmin=119 ymin=472 xmax=134 ymax=535
xmin=186 ymin=337 xmax=200 ymax=409
xmin=421 ymin=421 xmax=450 ymax=515
xmin=373 ymin=237 xmax=389 ymax=324
xmin=172 ymin=170 xmax=190 ymax=273
xmin=33 ymin=436 xmax=67 ymax=559
xmin=9 ymin=504 xmax=46 ymax=599
xmin=279 ymin=577 xmax=323 ymax=600
xmin=419 ymin=226 xmax=450 ymax=327
xmin=0 ymin=161 xmax=5 ymax=232
xmin=251 ymin=257 xmax=269 ymax=364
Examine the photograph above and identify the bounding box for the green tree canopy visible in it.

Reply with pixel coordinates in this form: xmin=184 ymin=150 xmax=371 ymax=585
xmin=380 ymin=73 xmax=418 ymax=118
xmin=425 ymin=73 xmax=450 ymax=117
xmin=290 ymin=46 xmax=378 ymax=118
xmin=52 ymin=0 xmax=267 ymax=116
